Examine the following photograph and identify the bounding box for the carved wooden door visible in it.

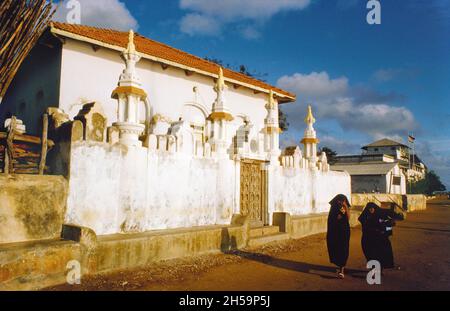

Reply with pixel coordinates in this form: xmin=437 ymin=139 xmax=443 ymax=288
xmin=240 ymin=159 xmax=268 ymax=227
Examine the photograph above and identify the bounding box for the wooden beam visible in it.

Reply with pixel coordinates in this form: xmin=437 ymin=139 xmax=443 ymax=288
xmin=185 ymin=69 xmax=194 ymax=76
xmin=233 ymin=84 xmax=240 ymax=90
xmin=3 ymin=146 xmax=9 ymax=174
xmin=160 ymin=63 xmax=169 ymax=70
xmin=254 ymin=90 xmax=262 ymax=95
xmin=92 ymin=44 xmax=100 ymax=52
xmin=39 ymin=114 xmax=48 ymax=175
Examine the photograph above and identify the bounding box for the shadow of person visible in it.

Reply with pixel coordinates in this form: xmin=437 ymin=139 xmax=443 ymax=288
xmin=224 ymin=249 xmax=366 ymax=280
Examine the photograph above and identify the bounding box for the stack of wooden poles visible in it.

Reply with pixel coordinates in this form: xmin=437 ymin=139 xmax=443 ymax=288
xmin=0 ymin=115 xmax=52 ymax=175
xmin=0 ymin=0 xmax=55 ymax=100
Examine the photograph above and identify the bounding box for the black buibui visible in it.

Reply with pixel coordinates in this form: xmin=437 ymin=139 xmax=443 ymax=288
xmin=358 ymin=202 xmax=404 ymax=269
xmin=327 ymin=194 xmax=351 ymax=269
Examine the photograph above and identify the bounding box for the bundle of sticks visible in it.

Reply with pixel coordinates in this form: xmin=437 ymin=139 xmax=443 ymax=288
xmin=0 ymin=138 xmax=42 ymax=174
xmin=0 ymin=0 xmax=56 ymax=101
xmin=0 ymin=115 xmax=53 ymax=175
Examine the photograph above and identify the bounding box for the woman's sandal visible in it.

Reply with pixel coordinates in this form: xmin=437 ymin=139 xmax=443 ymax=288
xmin=336 ymin=269 xmax=345 ymax=279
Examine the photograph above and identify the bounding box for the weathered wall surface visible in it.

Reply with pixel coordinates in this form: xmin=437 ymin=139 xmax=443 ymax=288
xmin=271 ymin=167 xmax=351 ymax=216
xmin=352 ymin=193 xmax=403 ymax=208
xmin=65 ymin=142 xmax=238 ymax=235
xmin=289 ymin=211 xmax=360 ymax=239
xmin=95 ymin=224 xmax=247 ymax=273
xmin=351 ymin=193 xmax=427 ymax=212
xmin=0 ymin=240 xmax=80 ymax=291
xmin=0 ymin=221 xmax=248 ymax=291
xmin=0 ymin=175 xmax=68 ymax=244
xmin=406 ymin=195 xmax=427 ymax=212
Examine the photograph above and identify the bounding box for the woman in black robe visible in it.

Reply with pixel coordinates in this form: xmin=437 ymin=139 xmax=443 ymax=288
xmin=358 ymin=202 xmax=403 ymax=270
xmin=326 ymin=194 xmax=351 ymax=279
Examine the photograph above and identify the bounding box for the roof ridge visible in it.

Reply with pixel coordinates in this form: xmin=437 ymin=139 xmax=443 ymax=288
xmin=50 ymin=22 xmax=295 ymax=100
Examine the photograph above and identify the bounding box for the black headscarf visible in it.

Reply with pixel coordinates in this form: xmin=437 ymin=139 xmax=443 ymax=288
xmin=329 ymin=194 xmax=351 ymax=209
xmin=359 ymin=202 xmax=380 ymax=221
xmin=328 ymin=194 xmax=351 ymax=219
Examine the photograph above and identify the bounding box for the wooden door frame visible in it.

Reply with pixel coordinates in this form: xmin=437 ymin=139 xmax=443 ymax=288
xmin=240 ymin=158 xmax=269 ymax=227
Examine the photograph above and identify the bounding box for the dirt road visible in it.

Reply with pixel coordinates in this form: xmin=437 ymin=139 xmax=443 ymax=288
xmin=49 ymin=199 xmax=450 ymax=291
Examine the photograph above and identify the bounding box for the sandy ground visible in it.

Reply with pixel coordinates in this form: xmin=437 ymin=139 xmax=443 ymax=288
xmin=47 ymin=199 xmax=450 ymax=291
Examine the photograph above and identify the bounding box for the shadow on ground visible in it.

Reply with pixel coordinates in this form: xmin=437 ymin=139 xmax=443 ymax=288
xmin=224 ymin=249 xmax=368 ymax=280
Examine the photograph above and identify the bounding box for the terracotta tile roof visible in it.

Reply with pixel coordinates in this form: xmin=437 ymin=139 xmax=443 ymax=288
xmin=50 ymin=22 xmax=296 ymax=102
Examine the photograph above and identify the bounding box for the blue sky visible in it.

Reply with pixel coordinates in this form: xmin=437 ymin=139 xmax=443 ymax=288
xmin=55 ymin=0 xmax=450 ymax=188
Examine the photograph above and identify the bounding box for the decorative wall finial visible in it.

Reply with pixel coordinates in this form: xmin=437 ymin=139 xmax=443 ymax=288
xmin=214 ymin=67 xmax=226 ymax=93
xmin=305 ymin=105 xmax=316 ymax=125
xmin=126 ymin=30 xmax=136 ymax=54
xmin=267 ymin=90 xmax=276 ymax=109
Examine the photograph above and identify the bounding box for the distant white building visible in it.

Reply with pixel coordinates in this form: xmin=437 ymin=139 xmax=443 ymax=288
xmin=361 ymin=138 xmax=426 ymax=182
xmin=332 ymin=162 xmax=406 ymax=195
xmin=332 ymin=138 xmax=427 ymax=195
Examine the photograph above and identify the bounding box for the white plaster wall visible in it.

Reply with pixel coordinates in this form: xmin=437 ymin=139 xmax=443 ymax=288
xmin=59 ymin=40 xmax=268 ymax=139
xmin=65 ymin=142 xmax=238 ymax=235
xmin=271 ymin=166 xmax=351 ymax=216
xmin=65 ymin=142 xmax=122 ymax=234
xmin=386 ymin=165 xmax=407 ymax=195
xmin=66 ymin=143 xmax=351 ymax=235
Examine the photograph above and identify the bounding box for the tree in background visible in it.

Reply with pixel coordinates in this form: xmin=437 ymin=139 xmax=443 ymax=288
xmin=0 ymin=0 xmax=56 ymax=103
xmin=278 ymin=108 xmax=289 ymax=132
xmin=319 ymin=146 xmax=338 ymax=164
xmin=204 ymin=57 xmax=289 ymax=132
xmin=410 ymin=170 xmax=447 ymax=195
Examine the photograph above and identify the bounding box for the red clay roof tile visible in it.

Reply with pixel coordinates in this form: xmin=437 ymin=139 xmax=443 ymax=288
xmin=50 ymin=22 xmax=296 ymax=102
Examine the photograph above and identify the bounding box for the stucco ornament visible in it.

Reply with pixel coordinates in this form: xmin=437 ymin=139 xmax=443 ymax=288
xmin=111 ymin=30 xmax=147 ymax=147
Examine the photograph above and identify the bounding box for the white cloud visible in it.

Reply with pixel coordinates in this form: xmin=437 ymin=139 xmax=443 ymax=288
xmin=239 ymin=25 xmax=262 ymax=40
xmin=277 ymin=71 xmax=349 ymax=98
xmin=54 ymin=0 xmax=138 ymax=31
xmin=373 ymin=69 xmax=400 ymax=82
xmin=318 ymin=135 xmax=362 ymax=155
xmin=180 ymin=0 xmax=311 ymax=21
xmin=180 ymin=13 xmax=221 ymax=36
xmin=178 ymin=0 xmax=311 ymax=37
xmin=372 ymin=68 xmax=419 ymax=82
xmin=277 ymin=71 xmax=418 ymax=139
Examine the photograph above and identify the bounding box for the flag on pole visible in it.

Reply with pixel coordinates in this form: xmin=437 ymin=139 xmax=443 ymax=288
xmin=408 ymin=134 xmax=415 ymax=143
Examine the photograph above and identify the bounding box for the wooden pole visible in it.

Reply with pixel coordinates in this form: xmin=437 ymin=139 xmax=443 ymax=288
xmin=6 ymin=116 xmax=16 ymax=174
xmin=39 ymin=113 xmax=48 ymax=175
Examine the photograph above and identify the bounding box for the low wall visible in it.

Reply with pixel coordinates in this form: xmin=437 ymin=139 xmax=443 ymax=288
xmin=406 ymin=195 xmax=427 ymax=212
xmin=95 ymin=223 xmax=247 ymax=273
xmin=351 ymin=193 xmax=427 ymax=212
xmin=0 ymin=208 xmax=372 ymax=290
xmin=274 ymin=211 xmax=360 ymax=239
xmin=0 ymin=217 xmax=249 ymax=290
xmin=0 ymin=175 xmax=68 ymax=244
xmin=0 ymin=240 xmax=81 ymax=291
